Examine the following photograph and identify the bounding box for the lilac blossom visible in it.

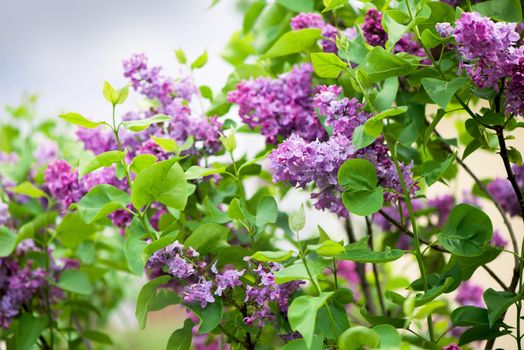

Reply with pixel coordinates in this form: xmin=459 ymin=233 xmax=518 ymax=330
xmin=443 ymin=345 xmax=461 ymax=350
xmin=184 ymin=279 xmax=215 ymax=308
xmin=455 ymin=281 xmax=484 ymax=308
xmin=270 ymin=85 xmax=418 ymax=216
xmin=505 ymin=46 xmax=524 ymax=116
xmin=491 ymin=230 xmax=508 ymax=248
xmin=487 ymin=166 xmax=523 ymax=217
xmin=428 ymin=194 xmax=455 ymax=227
xmin=44 ymin=160 xmax=85 ymax=210
xmin=228 ymin=64 xmax=326 ymax=143
xmin=436 ymin=22 xmax=453 ymax=38
xmin=290 ymin=13 xmax=338 ymax=53
xmin=0 ymin=201 xmax=9 ymax=226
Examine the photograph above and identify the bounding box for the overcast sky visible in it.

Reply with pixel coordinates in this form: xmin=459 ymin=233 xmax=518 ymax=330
xmin=0 ymin=1 xmax=241 ymax=120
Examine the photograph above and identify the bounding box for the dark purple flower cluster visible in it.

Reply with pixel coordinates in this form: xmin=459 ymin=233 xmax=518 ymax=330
xmin=487 ymin=163 xmax=524 ymax=217
xmin=361 ymin=9 xmax=427 ymax=63
xmin=44 ymin=160 xmax=86 ymax=210
xmin=269 ymin=85 xmax=418 ymax=217
xmin=147 ymin=241 xmax=244 ymax=308
xmin=227 ymin=64 xmax=326 ymax=143
xmin=290 ymin=12 xmax=338 ymax=53
xmin=445 ymin=12 xmax=524 ymax=115
xmin=0 ymin=258 xmax=46 ymax=328
xmin=243 ymin=260 xmax=303 ymax=327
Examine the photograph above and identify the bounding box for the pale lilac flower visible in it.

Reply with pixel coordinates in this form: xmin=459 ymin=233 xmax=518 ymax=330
xmin=456 ymin=281 xmax=484 ymax=307
xmin=184 ymin=279 xmax=215 ymax=308
xmin=436 ymin=22 xmax=453 ymax=38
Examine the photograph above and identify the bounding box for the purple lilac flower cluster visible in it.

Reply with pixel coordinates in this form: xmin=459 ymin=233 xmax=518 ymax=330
xmin=290 ymin=13 xmax=338 ymax=53
xmin=122 ymin=53 xmax=222 ymax=153
xmin=0 ymin=200 xmax=9 ymax=226
xmin=269 ymin=85 xmax=418 ymax=217
xmin=227 ymin=64 xmax=326 ymax=143
xmin=147 ymin=241 xmax=244 ymax=308
xmin=243 ymin=260 xmax=303 ymax=327
xmin=0 ymin=258 xmax=46 ymax=328
xmin=487 ymin=163 xmax=524 ymax=217
xmin=440 ymin=12 xmax=524 ymax=115
xmin=361 ymin=9 xmax=428 ymax=63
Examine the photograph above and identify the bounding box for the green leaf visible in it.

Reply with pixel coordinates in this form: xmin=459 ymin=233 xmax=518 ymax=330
xmin=280 ymin=335 xmax=323 ymax=350
xmin=9 ymin=181 xmax=47 ymax=198
xmin=131 ymin=159 xmax=188 ymax=210
xmin=191 ymin=51 xmax=208 ymax=69
xmin=484 ymin=288 xmax=518 ymax=328
xmin=251 ymin=250 xmax=294 ymax=262
xmin=59 ymin=112 xmax=104 ymax=129
xmin=129 ymin=154 xmax=158 ymax=174
xmin=364 ymin=106 xmax=408 ymax=138
xmin=424 ymin=109 xmax=446 ymax=150
xmin=264 ymin=28 xmax=322 ymax=58
xmin=363 ymin=47 xmax=419 ymax=82
xmin=473 ymin=0 xmax=522 ymax=22
xmin=322 ymin=0 xmax=347 ymax=13
xmin=184 ymin=166 xmax=225 ymax=180
xmin=221 ymin=129 xmax=236 ymax=153
xmin=422 ymin=154 xmax=455 ymax=186
xmin=308 ymin=240 xmax=345 ymax=257
xmin=361 ymin=306 xmax=408 ymax=328
xmin=56 ymin=211 xmax=96 ymax=248
xmin=373 ymin=325 xmax=401 ymax=348
xmin=455 ymin=246 xmax=502 ymax=280
xmin=338 ymin=158 xmax=384 ymax=216
xmin=414 ymin=277 xmax=454 ymax=306
xmin=0 ymin=226 xmax=17 ymax=257
xmin=337 ymin=248 xmax=404 ymax=263
xmin=122 ymin=114 xmax=171 ymax=132
xmin=289 ymin=204 xmax=305 ymax=232
xmin=16 ymin=314 xmax=49 ymax=350
xmin=174 ymin=48 xmax=187 ymax=64
xmin=186 ymin=299 xmax=223 ymax=333
xmin=79 ymin=150 xmax=125 ymax=176
xmin=58 ymin=270 xmax=92 ymax=295
xmin=83 ymin=330 xmax=113 ymax=345
xmin=288 ymin=292 xmax=334 ymax=347
xmin=256 ymin=196 xmax=278 ymax=229
xmin=338 ymin=326 xmax=380 ymax=350
xmin=166 ymin=318 xmax=194 ymax=350
xmin=277 ymin=0 xmax=314 ymax=12
xmin=374 ymin=77 xmax=399 ymax=112
xmin=383 ymin=11 xmax=408 ymax=50
xmin=103 ymin=81 xmax=128 ymax=105
xmin=421 ymin=77 xmax=469 ymax=109
xmin=438 ymin=204 xmax=493 ymax=257
xmin=452 ymin=306 xmax=489 ymax=327
xmin=126 ymin=233 xmax=147 ymax=275
xmin=275 ymin=259 xmax=328 ymax=284
xmin=77 ymin=184 xmax=131 ymax=224
xmin=352 ymin=125 xmax=377 ymax=150
xmin=136 ymin=275 xmax=171 ymax=329
xmin=311 ymin=52 xmax=347 ymax=78
xmin=184 ymin=223 xmax=229 ymax=254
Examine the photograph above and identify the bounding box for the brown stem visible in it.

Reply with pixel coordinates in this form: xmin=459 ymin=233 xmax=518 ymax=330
xmin=345 ymin=217 xmax=376 ymax=314
xmin=365 ymin=217 xmax=387 ymax=316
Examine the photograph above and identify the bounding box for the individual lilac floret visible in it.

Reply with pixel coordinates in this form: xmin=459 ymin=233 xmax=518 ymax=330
xmin=290 ymin=13 xmax=338 ymax=53
xmin=214 ymin=269 xmax=244 ymax=296
xmin=491 ymin=230 xmax=508 ymax=248
xmin=455 ymin=281 xmax=484 ymax=307
xmin=228 ymin=64 xmax=326 ymax=143
xmin=436 ymin=22 xmax=453 ymax=38
xmin=184 ymin=279 xmax=215 ymax=308
xmin=454 ymin=12 xmax=519 ymax=89
xmin=428 ymin=194 xmax=455 ymax=227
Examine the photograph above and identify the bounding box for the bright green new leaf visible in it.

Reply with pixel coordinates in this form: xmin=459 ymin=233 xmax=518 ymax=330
xmin=264 ymin=28 xmax=322 ymax=58
xmin=311 ymin=52 xmax=347 ymax=78
xmin=80 ymin=150 xmax=125 ymax=176
xmin=56 ymin=211 xmax=96 ymax=248
xmin=191 ymin=51 xmax=208 ymax=69
xmin=131 ymin=159 xmax=188 ymax=211
xmin=103 ymin=81 xmax=129 ymax=105
xmin=77 ymin=184 xmax=131 ymax=224
xmin=337 ymin=248 xmax=404 ymax=263
xmin=251 ymin=250 xmax=294 ymax=262
xmin=9 ymin=181 xmax=47 ymax=198
xmin=363 ymin=47 xmax=419 ymax=82
xmin=289 ymin=204 xmax=305 ymax=232
xmin=0 ymin=226 xmax=16 ymax=257
xmin=364 ymin=106 xmax=408 ymax=138
xmin=338 ymin=326 xmax=380 ymax=350
xmin=308 ymin=240 xmax=345 ymax=257
xmin=322 ymin=0 xmax=346 ymax=13
xmin=277 ymin=0 xmax=314 ymax=12
xmin=59 ymin=112 xmax=104 ymax=129
xmin=122 ymin=114 xmax=171 ymax=132
xmin=174 ymin=48 xmax=187 ymax=64
xmin=185 ymin=166 xmax=226 ymax=180
xmin=129 ymin=154 xmax=157 ymax=174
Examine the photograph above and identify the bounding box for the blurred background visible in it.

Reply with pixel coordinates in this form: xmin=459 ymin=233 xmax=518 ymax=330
xmin=1 ymin=1 xmax=523 ymax=349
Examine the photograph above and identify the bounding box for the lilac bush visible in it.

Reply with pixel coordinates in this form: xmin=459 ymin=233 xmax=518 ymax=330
xmin=1 ymin=0 xmax=524 ymax=349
